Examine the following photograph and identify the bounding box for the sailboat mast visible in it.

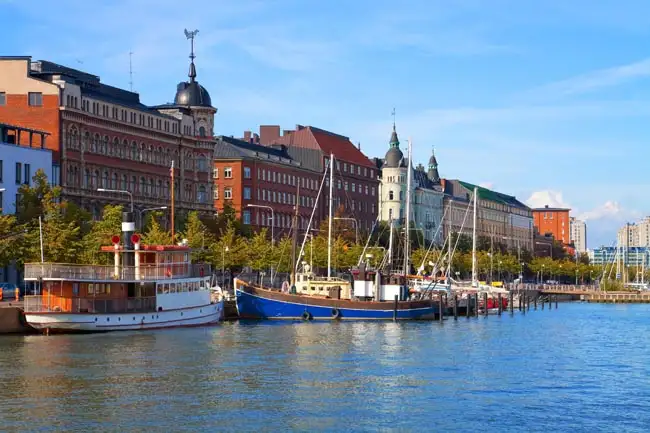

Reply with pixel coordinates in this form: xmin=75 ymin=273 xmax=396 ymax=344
xmin=403 ymin=139 xmax=412 ymax=275
xmin=447 ymin=200 xmax=452 ymax=280
xmin=327 ymin=153 xmax=334 ymax=279
xmin=290 ymin=183 xmax=300 ymax=286
xmin=388 ymin=218 xmax=394 ymax=266
xmin=170 ymin=159 xmax=175 ymax=243
xmin=471 ymin=186 xmax=478 ymax=286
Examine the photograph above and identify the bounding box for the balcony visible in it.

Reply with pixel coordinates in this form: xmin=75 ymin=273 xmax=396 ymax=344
xmin=24 ymin=263 xmax=211 ymax=281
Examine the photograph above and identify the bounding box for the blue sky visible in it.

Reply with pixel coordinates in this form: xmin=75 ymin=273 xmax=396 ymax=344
xmin=4 ymin=0 xmax=650 ymax=248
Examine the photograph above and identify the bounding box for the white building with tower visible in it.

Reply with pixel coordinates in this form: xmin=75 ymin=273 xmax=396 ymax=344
xmin=377 ymin=123 xmax=444 ymax=244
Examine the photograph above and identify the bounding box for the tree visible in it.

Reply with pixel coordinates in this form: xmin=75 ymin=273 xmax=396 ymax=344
xmin=211 ymin=223 xmax=248 ymax=271
xmin=80 ymin=204 xmax=123 ymax=264
xmin=182 ymin=211 xmax=212 ymax=263
xmin=450 ymin=232 xmax=472 ymax=253
xmin=142 ymin=211 xmax=172 ymax=245
xmin=247 ymin=228 xmax=273 ymax=271
xmin=0 ymin=215 xmax=22 ymax=267
xmin=15 ymin=169 xmax=53 ymax=225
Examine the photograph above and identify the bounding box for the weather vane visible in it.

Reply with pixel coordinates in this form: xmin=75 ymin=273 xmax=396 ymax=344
xmin=184 ymin=29 xmax=199 ymax=61
xmin=391 ymin=107 xmax=396 ymax=129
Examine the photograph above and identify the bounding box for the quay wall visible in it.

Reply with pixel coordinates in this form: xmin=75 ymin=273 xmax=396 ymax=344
xmin=0 ymin=304 xmax=36 ymax=334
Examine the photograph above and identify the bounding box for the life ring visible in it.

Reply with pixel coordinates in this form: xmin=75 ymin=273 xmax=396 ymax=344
xmin=301 ymin=311 xmax=312 ymax=321
xmin=331 ymin=308 xmax=341 ymax=320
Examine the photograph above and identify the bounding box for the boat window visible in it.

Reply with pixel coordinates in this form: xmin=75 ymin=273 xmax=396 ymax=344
xmin=170 ymin=283 xmax=176 ymax=293
xmin=163 ymin=284 xmax=169 ymax=294
xmin=157 ymin=284 xmax=163 ymax=295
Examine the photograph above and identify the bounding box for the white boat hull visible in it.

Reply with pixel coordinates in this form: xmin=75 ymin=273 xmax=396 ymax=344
xmin=25 ymin=301 xmax=224 ymax=332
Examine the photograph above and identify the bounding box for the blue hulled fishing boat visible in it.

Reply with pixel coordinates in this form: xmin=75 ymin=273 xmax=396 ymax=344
xmin=235 ymin=146 xmax=438 ymax=321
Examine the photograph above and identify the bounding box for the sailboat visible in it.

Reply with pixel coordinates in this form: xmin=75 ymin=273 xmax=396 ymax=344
xmin=233 ymin=148 xmax=438 ymax=320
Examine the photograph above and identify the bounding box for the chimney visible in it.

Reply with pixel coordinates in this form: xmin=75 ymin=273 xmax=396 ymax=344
xmin=243 ymin=130 xmax=252 ymax=142
xmin=252 ymin=133 xmax=260 ymax=144
xmin=358 ymin=141 xmax=361 ymax=150
xmin=259 ymin=125 xmax=281 ymax=145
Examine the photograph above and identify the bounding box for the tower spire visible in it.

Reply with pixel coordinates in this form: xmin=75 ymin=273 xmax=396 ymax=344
xmin=428 ymin=145 xmax=440 ymax=183
xmin=389 ymin=108 xmax=399 ymax=148
xmin=184 ymin=29 xmax=199 ymax=82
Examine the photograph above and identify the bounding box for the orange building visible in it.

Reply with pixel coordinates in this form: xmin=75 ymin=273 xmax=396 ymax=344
xmin=532 ymin=205 xmax=571 ymax=245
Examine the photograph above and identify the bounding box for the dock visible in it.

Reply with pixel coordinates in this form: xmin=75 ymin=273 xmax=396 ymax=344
xmin=0 ymin=301 xmax=36 ymax=334
xmin=585 ymin=293 xmax=650 ymax=303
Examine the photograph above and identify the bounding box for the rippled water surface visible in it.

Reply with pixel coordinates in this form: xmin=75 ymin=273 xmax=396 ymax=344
xmin=1 ymin=303 xmax=650 ymax=432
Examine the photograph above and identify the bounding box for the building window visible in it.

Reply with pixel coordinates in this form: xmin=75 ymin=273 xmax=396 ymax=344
xmin=389 ymin=190 xmax=394 ymax=200
xmin=243 ymin=187 xmax=251 ymax=200
xmin=243 ymin=167 xmax=251 ymax=179
xmin=224 ymin=167 xmax=232 ymax=178
xmin=28 ymin=92 xmax=42 ymax=106
xmin=0 ymin=92 xmax=5 ymax=106
xmin=199 ymin=126 xmax=206 ymax=137
xmin=23 ymin=164 xmax=31 ymax=185
xmin=243 ymin=210 xmax=251 ymax=225
xmin=15 ymin=163 xmax=21 ymax=184
xmin=0 ymin=159 xmax=3 ymax=182
xmin=213 ymin=168 xmax=219 ymax=179
xmin=198 ymin=185 xmax=207 ymax=203
xmin=371 ymin=187 xmax=376 ymax=196
xmin=224 ymin=187 xmax=232 ymax=200
xmin=352 ymin=183 xmax=356 ymax=193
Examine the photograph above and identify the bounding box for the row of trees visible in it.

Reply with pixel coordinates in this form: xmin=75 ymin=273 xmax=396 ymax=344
xmin=0 ymin=170 xmax=621 ymax=285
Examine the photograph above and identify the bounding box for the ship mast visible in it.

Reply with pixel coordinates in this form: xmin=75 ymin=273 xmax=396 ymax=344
xmin=403 ymin=139 xmax=412 ymax=275
xmin=291 ymin=183 xmax=300 ymax=286
xmin=471 ymin=186 xmax=478 ymax=286
xmin=327 ymin=153 xmax=334 ymax=279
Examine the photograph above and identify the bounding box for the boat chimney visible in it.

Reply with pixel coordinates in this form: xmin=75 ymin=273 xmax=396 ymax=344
xmin=122 ymin=211 xmax=135 ymax=267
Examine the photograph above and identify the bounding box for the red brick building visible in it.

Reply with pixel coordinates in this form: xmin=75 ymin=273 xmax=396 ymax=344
xmin=532 ymin=205 xmax=571 ymax=245
xmin=242 ymin=125 xmax=379 ymax=232
xmin=0 ymin=53 xmax=214 ymax=227
xmin=213 ymin=136 xmax=322 ymax=238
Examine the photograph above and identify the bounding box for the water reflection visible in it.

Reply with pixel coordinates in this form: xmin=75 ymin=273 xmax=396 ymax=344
xmin=1 ymin=304 xmax=650 ymax=431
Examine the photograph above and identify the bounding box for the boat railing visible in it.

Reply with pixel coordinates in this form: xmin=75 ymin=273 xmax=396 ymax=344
xmin=23 ymin=295 xmax=157 ymax=314
xmin=23 ymin=263 xmax=212 ymax=281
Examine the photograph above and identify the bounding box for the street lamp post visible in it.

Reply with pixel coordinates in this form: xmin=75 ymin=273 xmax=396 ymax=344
xmin=247 ymin=204 xmax=275 ymax=244
xmin=138 ymin=206 xmax=168 ymax=231
xmin=97 ymin=188 xmax=134 ymax=213
xmin=333 ymin=217 xmax=359 ymax=244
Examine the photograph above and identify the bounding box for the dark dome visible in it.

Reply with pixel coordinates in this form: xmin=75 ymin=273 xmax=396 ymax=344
xmin=429 ymin=154 xmax=438 ymax=166
xmin=174 ymin=81 xmax=212 ymax=107
xmin=384 ymin=147 xmax=404 ymax=168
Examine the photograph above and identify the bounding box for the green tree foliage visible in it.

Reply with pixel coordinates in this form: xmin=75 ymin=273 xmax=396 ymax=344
xmin=247 ymin=228 xmax=273 ymax=271
xmin=80 ymin=205 xmax=123 ymax=264
xmin=211 ymin=223 xmax=248 ymax=271
xmin=142 ymin=211 xmax=172 ymax=245
xmin=182 ymin=211 xmax=212 ymax=263
xmin=0 ymin=215 xmax=21 ymax=267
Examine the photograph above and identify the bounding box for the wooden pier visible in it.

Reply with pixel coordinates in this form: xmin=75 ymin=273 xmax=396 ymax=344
xmin=585 ymin=293 xmax=650 ymax=303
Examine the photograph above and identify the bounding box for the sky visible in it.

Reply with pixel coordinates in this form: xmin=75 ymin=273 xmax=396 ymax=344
xmin=3 ymin=0 xmax=650 ymax=248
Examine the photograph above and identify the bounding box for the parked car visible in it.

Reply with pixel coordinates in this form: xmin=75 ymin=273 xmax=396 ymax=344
xmin=0 ymin=282 xmax=20 ymax=300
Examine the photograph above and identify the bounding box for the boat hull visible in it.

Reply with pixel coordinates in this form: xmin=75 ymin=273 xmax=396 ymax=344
xmin=25 ymin=301 xmax=224 ymax=333
xmin=235 ymin=283 xmax=437 ymax=320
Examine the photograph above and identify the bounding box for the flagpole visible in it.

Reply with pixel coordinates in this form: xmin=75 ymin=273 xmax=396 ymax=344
xmin=171 ymin=160 xmax=175 ymax=244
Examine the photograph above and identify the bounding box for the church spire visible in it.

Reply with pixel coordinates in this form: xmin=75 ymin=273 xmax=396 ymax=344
xmin=389 ymin=107 xmax=399 ymax=148
xmin=427 ymin=145 xmax=440 ymax=183
xmin=184 ymin=29 xmax=199 ymax=82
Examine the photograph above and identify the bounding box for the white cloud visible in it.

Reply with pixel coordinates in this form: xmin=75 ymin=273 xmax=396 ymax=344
xmin=479 ymin=182 xmax=494 ymax=189
xmin=577 ymin=201 xmax=641 ymax=222
xmin=525 ymin=190 xmax=571 ymax=209
xmin=520 ymin=58 xmax=650 ymax=102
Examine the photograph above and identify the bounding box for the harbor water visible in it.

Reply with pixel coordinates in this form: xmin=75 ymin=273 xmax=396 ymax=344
xmin=1 ymin=303 xmax=650 ymax=432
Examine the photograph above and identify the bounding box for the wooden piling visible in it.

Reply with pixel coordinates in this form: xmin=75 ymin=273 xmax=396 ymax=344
xmin=542 ymin=297 xmax=545 ymax=310
xmin=555 ymin=295 xmax=558 ymax=309
xmin=467 ymin=294 xmax=471 ymax=319
xmin=518 ymin=291 xmax=522 ymax=311
xmin=509 ymin=291 xmax=514 ymax=314
xmin=497 ymin=293 xmax=502 ymax=316
xmin=438 ymin=295 xmax=444 ymax=322
xmin=483 ymin=293 xmax=488 ymax=317
xmin=522 ymin=294 xmax=526 ymax=315
xmin=393 ymin=294 xmax=398 ymax=322
xmin=527 ymin=294 xmax=530 ymax=311
xmin=475 ymin=294 xmax=479 ymax=318
xmin=534 ymin=296 xmax=537 ymax=310
xmin=453 ymin=294 xmax=458 ymax=320
xmin=548 ymin=294 xmax=552 ymax=310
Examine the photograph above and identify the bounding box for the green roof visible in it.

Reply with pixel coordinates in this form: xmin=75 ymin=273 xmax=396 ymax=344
xmin=458 ymin=180 xmax=528 ymax=209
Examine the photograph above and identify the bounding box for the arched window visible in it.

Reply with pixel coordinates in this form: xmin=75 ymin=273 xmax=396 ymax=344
xmin=93 ymin=170 xmax=99 ymax=188
xmin=102 ymin=171 xmax=109 ymax=188
xmin=165 ymin=181 xmax=170 ymax=198
xmin=140 ymin=177 xmax=146 ymax=196
xmin=68 ymin=125 xmax=78 ymax=149
xmin=157 ymin=180 xmax=163 ymax=197
xmin=92 ymin=133 xmax=99 ymax=153
xmin=198 ymin=126 xmax=206 ymax=137
xmin=198 ymin=185 xmax=207 ymax=203
xmin=84 ymin=169 xmax=90 ymax=188
xmin=130 ymin=176 xmax=137 ymax=193
xmin=139 ymin=142 xmax=146 ymax=162
xmin=389 ymin=190 xmax=394 ymax=200
xmin=111 ymin=173 xmax=118 ymax=189
xmin=131 ymin=141 xmax=138 ymax=160
xmin=83 ymin=131 xmax=90 ymax=151
xmin=101 ymin=136 xmax=108 ymax=154
xmin=399 ymin=191 xmax=403 ymax=201
xmin=121 ymin=174 xmax=128 ymax=190
xmin=148 ymin=178 xmax=154 ymax=196
xmin=197 ymin=154 xmax=208 ymax=172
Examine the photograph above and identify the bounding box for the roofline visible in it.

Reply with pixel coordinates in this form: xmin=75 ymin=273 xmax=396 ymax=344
xmin=0 ymin=56 xmax=32 ymax=61
xmin=532 ymin=207 xmax=571 ymax=212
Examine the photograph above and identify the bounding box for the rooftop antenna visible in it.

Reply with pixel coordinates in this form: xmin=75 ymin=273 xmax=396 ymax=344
xmin=128 ymin=51 xmax=134 ymax=92
xmin=184 ymin=28 xmax=199 ymax=82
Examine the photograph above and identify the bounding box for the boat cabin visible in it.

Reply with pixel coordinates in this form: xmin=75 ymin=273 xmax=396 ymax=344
xmin=294 ymin=264 xmax=352 ymax=300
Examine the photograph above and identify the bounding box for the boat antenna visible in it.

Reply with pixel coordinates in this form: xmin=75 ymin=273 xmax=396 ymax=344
xmin=170 ymin=160 xmax=175 ymax=243
xmin=403 ymin=138 xmax=412 ymax=275
xmin=471 ymin=186 xmax=478 ymax=286
xmin=291 ymin=182 xmax=300 ymax=286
